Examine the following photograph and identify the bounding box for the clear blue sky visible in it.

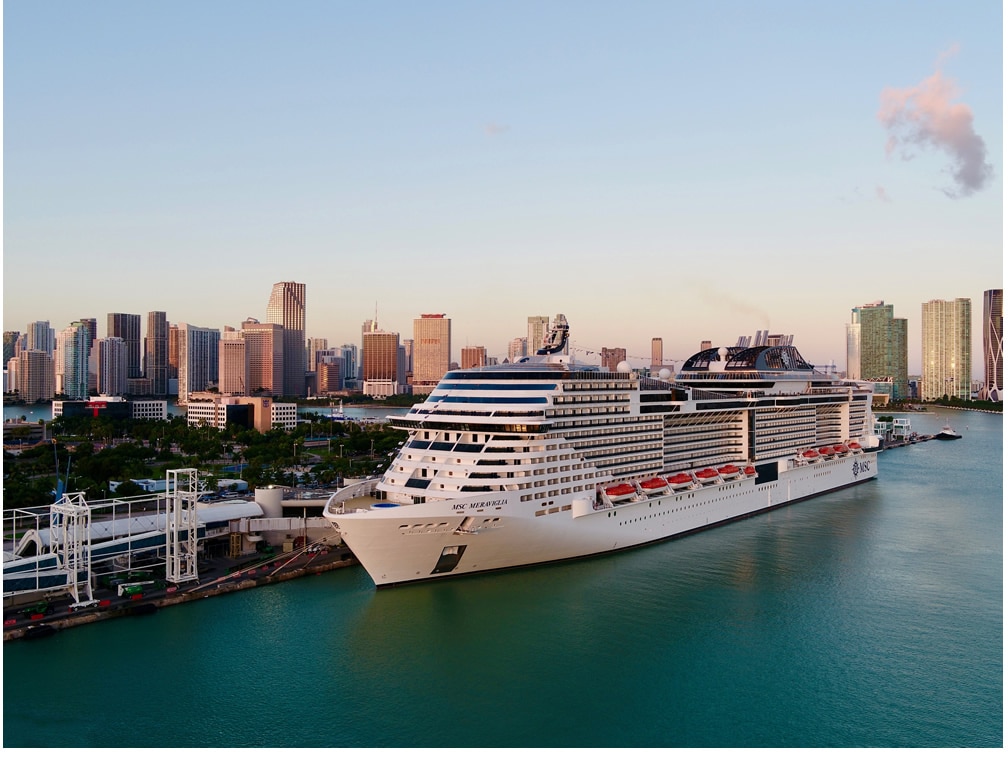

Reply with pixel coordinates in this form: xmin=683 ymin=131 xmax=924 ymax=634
xmin=4 ymin=1 xmax=1002 ymax=374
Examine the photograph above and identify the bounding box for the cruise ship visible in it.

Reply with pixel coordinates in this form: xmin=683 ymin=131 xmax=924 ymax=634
xmin=324 ymin=315 xmax=879 ymax=587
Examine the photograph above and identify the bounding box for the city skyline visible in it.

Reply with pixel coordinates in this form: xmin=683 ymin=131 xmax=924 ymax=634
xmin=4 ymin=2 xmax=1001 ymax=375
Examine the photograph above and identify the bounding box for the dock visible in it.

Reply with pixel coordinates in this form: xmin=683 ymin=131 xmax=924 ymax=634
xmin=4 ymin=546 xmax=358 ymax=642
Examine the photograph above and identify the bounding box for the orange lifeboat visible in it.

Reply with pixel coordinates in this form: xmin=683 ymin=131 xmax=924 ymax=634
xmin=639 ymin=477 xmax=669 ymax=493
xmin=695 ymin=468 xmax=721 ymax=483
xmin=605 ymin=483 xmax=637 ymax=502
xmin=743 ymin=465 xmax=757 ymax=477
xmin=801 ymin=449 xmax=820 ymax=461
xmin=668 ymin=472 xmax=694 ymax=489
xmin=717 ymin=464 xmax=741 ymax=479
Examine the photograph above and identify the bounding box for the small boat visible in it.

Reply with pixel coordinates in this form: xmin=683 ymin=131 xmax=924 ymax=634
xmin=604 ymin=483 xmax=637 ymax=502
xmin=717 ymin=464 xmax=741 ymax=479
xmin=667 ymin=472 xmax=694 ymax=489
xmin=639 ymin=477 xmax=669 ymax=493
xmin=800 ymin=449 xmax=820 ymax=462
xmin=743 ymin=465 xmax=757 ymax=477
xmin=847 ymin=441 xmax=862 ymax=453
xmin=818 ymin=446 xmax=836 ymax=457
xmin=935 ymin=425 xmax=961 ymax=440
xmin=833 ymin=444 xmax=849 ymax=456
xmin=694 ymin=468 xmax=721 ymax=483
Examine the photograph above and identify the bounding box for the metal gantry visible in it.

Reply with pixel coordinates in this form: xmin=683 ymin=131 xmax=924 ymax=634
xmin=165 ymin=468 xmax=199 ymax=584
xmin=49 ymin=492 xmax=95 ymax=607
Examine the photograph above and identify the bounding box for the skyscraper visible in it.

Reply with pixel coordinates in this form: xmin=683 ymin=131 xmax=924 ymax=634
xmin=508 ymin=337 xmax=527 ymax=363
xmin=846 ymin=301 xmax=908 ymax=400
xmin=26 ymin=320 xmax=55 ymax=355
xmin=921 ymin=298 xmax=972 ymax=401
xmin=177 ymin=323 xmax=220 ymax=403
xmin=413 ymin=313 xmax=451 ymax=391
xmin=528 ymin=315 xmax=550 ymax=355
xmin=16 ymin=350 xmax=55 ymax=403
xmin=97 ymin=337 xmax=128 ymax=396
xmin=55 ymin=322 xmax=91 ymax=399
xmin=362 ymin=328 xmax=399 ymax=398
xmin=218 ymin=328 xmax=249 ymax=395
xmin=982 ymin=289 xmax=1003 ymax=402
xmin=145 ymin=311 xmax=169 ymax=396
xmin=651 ymin=337 xmax=663 ymax=372
xmin=108 ymin=313 xmax=142 ymax=378
xmin=243 ymin=319 xmax=284 ymax=396
xmin=266 ymin=281 xmax=306 ymax=397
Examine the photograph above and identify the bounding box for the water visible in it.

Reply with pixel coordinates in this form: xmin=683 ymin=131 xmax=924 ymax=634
xmin=3 ymin=410 xmax=1001 ymax=747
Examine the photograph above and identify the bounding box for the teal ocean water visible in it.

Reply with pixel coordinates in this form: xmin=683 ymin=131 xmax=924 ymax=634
xmin=3 ymin=410 xmax=1002 ymax=747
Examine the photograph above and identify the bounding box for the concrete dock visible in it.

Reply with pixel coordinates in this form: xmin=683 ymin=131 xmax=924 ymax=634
xmin=3 ymin=546 xmax=358 ymax=642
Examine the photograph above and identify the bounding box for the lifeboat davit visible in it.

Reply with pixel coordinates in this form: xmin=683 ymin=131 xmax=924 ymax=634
xmin=717 ymin=464 xmax=741 ymax=479
xmin=639 ymin=477 xmax=669 ymax=493
xmin=668 ymin=472 xmax=694 ymax=489
xmin=605 ymin=483 xmax=637 ymax=502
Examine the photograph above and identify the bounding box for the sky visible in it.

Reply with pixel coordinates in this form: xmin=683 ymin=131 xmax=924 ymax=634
xmin=3 ymin=1 xmax=1002 ymax=375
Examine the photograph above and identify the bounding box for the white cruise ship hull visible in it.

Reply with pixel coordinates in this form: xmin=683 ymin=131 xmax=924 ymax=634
xmin=330 ymin=452 xmax=877 ymax=587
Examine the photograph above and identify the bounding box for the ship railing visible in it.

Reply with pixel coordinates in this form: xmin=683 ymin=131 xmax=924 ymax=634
xmin=323 ymin=479 xmax=380 ymax=515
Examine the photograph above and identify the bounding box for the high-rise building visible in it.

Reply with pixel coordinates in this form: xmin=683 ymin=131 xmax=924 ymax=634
xmin=242 ymin=319 xmax=284 ymax=396
xmin=461 ymin=346 xmax=487 ymax=369
xmin=145 ymin=311 xmax=169 ymax=396
xmin=308 ymin=337 xmax=329 ymax=373
xmin=651 ymin=337 xmax=663 ymax=372
xmin=16 ymin=350 xmax=55 ymax=403
xmin=4 ymin=331 xmax=21 ymax=365
xmin=528 ymin=316 xmax=550 ymax=355
xmin=921 ymin=298 xmax=972 ymax=401
xmin=177 ymin=323 xmax=220 ymax=403
xmin=508 ymin=337 xmax=527 ymax=363
xmin=846 ymin=300 xmax=908 ymax=400
xmin=107 ymin=313 xmax=142 ymax=378
xmin=27 ymin=320 xmax=55 ymax=355
xmin=601 ymin=347 xmax=627 ymax=372
xmin=316 ymin=354 xmax=344 ymax=394
xmin=168 ymin=323 xmax=181 ymax=380
xmin=362 ymin=326 xmax=399 ymax=398
xmin=982 ymin=289 xmax=1003 ymax=402
xmin=413 ymin=314 xmax=451 ymax=391
xmin=78 ymin=317 xmax=97 ymax=352
xmin=266 ymin=281 xmax=306 ymax=397
xmin=340 ymin=344 xmax=359 ymax=389
xmin=97 ymin=337 xmax=128 ymax=396
xmin=55 ymin=322 xmax=91 ymax=399
xmin=218 ymin=328 xmax=249 ymax=395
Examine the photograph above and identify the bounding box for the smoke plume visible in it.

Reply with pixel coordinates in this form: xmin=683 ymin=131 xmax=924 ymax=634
xmin=878 ymin=50 xmax=993 ymax=198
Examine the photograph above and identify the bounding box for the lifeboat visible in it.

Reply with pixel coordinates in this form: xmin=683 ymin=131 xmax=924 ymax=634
xmin=800 ymin=449 xmax=820 ymax=462
xmin=848 ymin=441 xmax=862 ymax=453
xmin=694 ymin=468 xmax=721 ymax=484
xmin=833 ymin=444 xmax=849 ymax=456
xmin=717 ymin=464 xmax=741 ymax=479
xmin=818 ymin=446 xmax=836 ymax=457
xmin=667 ymin=472 xmax=694 ymax=489
xmin=639 ymin=477 xmax=669 ymax=494
xmin=743 ymin=465 xmax=757 ymax=477
xmin=604 ymin=483 xmax=637 ymax=502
